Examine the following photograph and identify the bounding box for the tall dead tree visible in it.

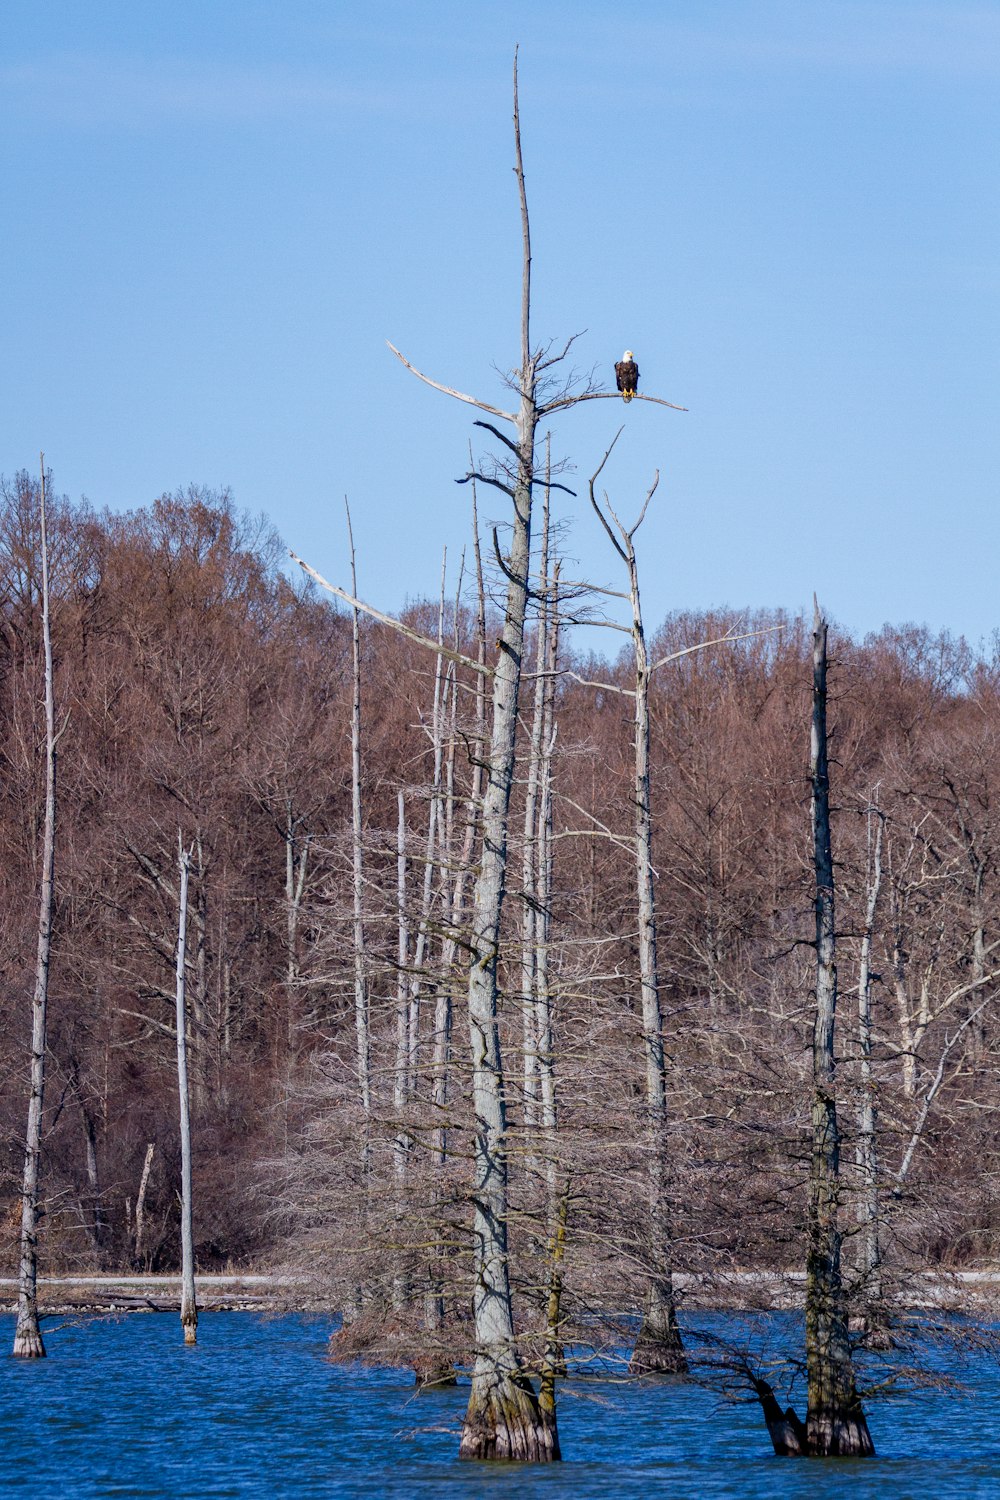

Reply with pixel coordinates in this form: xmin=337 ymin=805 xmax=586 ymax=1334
xmin=386 ymin=62 xmax=684 ymax=1460
xmin=521 ymin=442 xmax=552 ymax=1131
xmin=346 ymin=502 xmax=372 ymax=1128
xmin=13 ymin=456 xmax=56 ymax=1359
xmin=295 ymin=52 xmax=685 ymax=1462
xmin=803 ymin=602 xmax=874 ymax=1454
xmin=588 ymin=439 xmax=686 ymax=1376
xmin=176 ymin=839 xmax=198 ymax=1346
xmin=389 ymin=56 xmax=560 ymax=1462
xmin=856 ymin=794 xmax=884 ymax=1315
xmin=756 ymin=603 xmax=875 ymax=1456
xmin=450 ymin=64 xmax=558 ymax=1461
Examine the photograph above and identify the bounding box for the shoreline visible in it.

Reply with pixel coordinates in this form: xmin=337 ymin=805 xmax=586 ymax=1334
xmin=3 ymin=1268 xmax=999 ymax=1317
xmin=0 ymin=1274 xmax=313 ymax=1315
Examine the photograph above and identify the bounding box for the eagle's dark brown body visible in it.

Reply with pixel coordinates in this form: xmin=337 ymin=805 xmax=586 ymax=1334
xmin=615 ymin=357 xmax=639 ymax=402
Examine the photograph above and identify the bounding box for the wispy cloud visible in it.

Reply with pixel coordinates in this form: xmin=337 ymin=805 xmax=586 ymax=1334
xmin=655 ymin=3 xmax=1000 ymax=79
xmin=0 ymin=52 xmax=395 ymax=128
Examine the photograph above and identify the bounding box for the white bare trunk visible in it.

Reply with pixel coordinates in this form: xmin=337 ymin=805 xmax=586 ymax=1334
xmin=407 ymin=552 xmax=448 ymax=1091
xmin=176 ymin=842 xmax=197 ymax=1345
xmin=535 ymin=564 xmax=560 ymax=1197
xmin=587 ymin=450 xmax=684 ymax=1374
xmin=346 ymin=502 xmax=371 ymax=1124
xmin=521 ymin=449 xmax=551 ymax=1129
xmin=284 ymin=801 xmax=309 ymax=1053
xmin=134 ymin=1142 xmax=155 ymax=1267
xmin=856 ymin=801 xmax=883 ymax=1308
xmin=460 ymin=61 xmax=557 ymax=1462
xmin=14 ymin=457 xmax=56 ymax=1360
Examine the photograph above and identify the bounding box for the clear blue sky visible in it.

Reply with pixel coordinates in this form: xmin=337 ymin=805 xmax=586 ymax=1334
xmin=4 ymin=2 xmax=999 ymax=648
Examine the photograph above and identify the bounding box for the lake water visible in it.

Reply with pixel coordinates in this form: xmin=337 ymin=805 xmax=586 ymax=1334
xmin=1 ymin=1312 xmax=998 ymax=1497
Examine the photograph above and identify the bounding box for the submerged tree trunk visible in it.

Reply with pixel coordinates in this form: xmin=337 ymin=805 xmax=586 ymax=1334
xmin=14 ymin=457 xmax=56 ymax=1360
xmin=856 ymin=797 xmax=883 ymax=1319
xmin=627 ymin=553 xmax=685 ymax=1377
xmin=418 ymin=512 xmax=486 ymax=1390
xmin=176 ymin=842 xmax=198 ymax=1346
xmin=386 ymin=46 xmax=688 ymax=1456
xmin=767 ymin=604 xmax=874 ymax=1456
xmin=458 ymin=60 xmax=557 ymax=1465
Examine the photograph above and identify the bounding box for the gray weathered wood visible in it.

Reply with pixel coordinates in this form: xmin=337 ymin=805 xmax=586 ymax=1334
xmin=587 ymin=443 xmax=686 ymax=1376
xmin=175 ymin=841 xmax=198 ymax=1346
xmin=13 ymin=456 xmax=56 ymax=1360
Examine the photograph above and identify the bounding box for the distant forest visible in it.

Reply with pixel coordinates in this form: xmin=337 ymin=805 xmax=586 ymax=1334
xmin=2 ymin=467 xmax=998 ymax=1318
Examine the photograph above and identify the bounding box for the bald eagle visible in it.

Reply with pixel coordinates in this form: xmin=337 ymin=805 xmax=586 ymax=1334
xmin=615 ymin=350 xmax=639 ymax=403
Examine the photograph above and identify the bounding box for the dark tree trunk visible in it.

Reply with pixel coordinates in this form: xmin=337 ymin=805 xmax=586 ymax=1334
xmin=770 ymin=605 xmax=875 ymax=1456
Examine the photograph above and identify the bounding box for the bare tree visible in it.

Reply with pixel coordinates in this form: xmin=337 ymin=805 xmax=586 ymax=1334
xmin=346 ymin=502 xmax=372 ymax=1128
xmin=386 ymin=59 xmax=685 ymax=1454
xmin=291 ymin=52 xmax=683 ymax=1458
xmin=753 ymin=604 xmax=874 ymax=1455
xmin=175 ymin=839 xmax=197 ymax=1346
xmin=855 ymin=794 xmax=884 ymax=1316
xmin=587 ymin=438 xmax=686 ymax=1375
xmin=13 ymin=456 xmax=56 ymax=1360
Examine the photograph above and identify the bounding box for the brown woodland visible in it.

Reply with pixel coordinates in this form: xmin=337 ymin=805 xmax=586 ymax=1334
xmin=3 ymin=467 xmax=1000 ymax=1434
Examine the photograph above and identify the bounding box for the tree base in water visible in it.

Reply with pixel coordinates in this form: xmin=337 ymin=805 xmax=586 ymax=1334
xmin=753 ymin=1380 xmax=875 ymax=1457
xmin=806 ymin=1408 xmax=875 ymax=1457
xmin=629 ymin=1328 xmax=687 ymax=1377
xmin=459 ymin=1370 xmax=560 ymax=1462
xmin=13 ymin=1306 xmax=46 ymax=1359
xmin=753 ymin=1377 xmax=808 ymax=1455
xmin=181 ymin=1303 xmax=198 ymax=1347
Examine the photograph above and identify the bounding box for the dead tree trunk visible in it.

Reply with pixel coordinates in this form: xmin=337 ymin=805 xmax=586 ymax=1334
xmin=588 ymin=444 xmax=686 ymax=1376
xmin=284 ymin=799 xmax=309 ymax=1054
xmin=856 ymin=796 xmax=884 ymax=1317
xmin=799 ymin=603 xmax=874 ymax=1456
xmin=355 ymin=49 xmax=683 ymax=1458
xmin=521 ymin=443 xmax=552 ymax=1131
xmin=535 ymin=559 xmax=560 ymax=1201
xmin=133 ymin=1142 xmax=155 ymax=1268
xmin=420 ymin=512 xmax=486 ymax=1391
xmin=393 ymin=789 xmax=411 ymax=1313
xmin=14 ymin=456 xmax=56 ymax=1360
xmin=388 ymin=58 xmax=559 ymax=1460
xmin=175 ymin=841 xmax=198 ymax=1346
xmin=456 ymin=70 xmax=558 ymax=1459
xmin=407 ymin=550 xmax=449 ymax=1092
xmin=346 ymin=502 xmax=372 ymax=1129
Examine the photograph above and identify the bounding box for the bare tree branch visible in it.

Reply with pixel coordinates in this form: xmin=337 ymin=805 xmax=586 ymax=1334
xmin=290 ymin=550 xmax=493 ymax=677
xmin=536 ymin=330 xmax=587 ymax=373
xmin=457 ymin=472 xmax=515 ymax=499
xmin=387 ymin=343 xmax=516 ymax=423
xmin=649 ymin=624 xmax=785 ymax=675
xmin=541 ymin=390 xmax=688 ymax=416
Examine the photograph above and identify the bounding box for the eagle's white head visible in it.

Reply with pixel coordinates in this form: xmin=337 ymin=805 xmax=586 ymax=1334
xmin=623 ymin=349 xmax=634 ymax=360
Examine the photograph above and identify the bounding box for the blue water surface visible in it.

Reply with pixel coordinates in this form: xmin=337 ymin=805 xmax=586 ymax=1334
xmin=1 ymin=1312 xmax=998 ymax=1498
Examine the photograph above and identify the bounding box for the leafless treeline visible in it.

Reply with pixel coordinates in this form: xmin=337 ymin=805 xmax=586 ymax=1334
xmin=3 ymin=465 xmax=999 ymax=1326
